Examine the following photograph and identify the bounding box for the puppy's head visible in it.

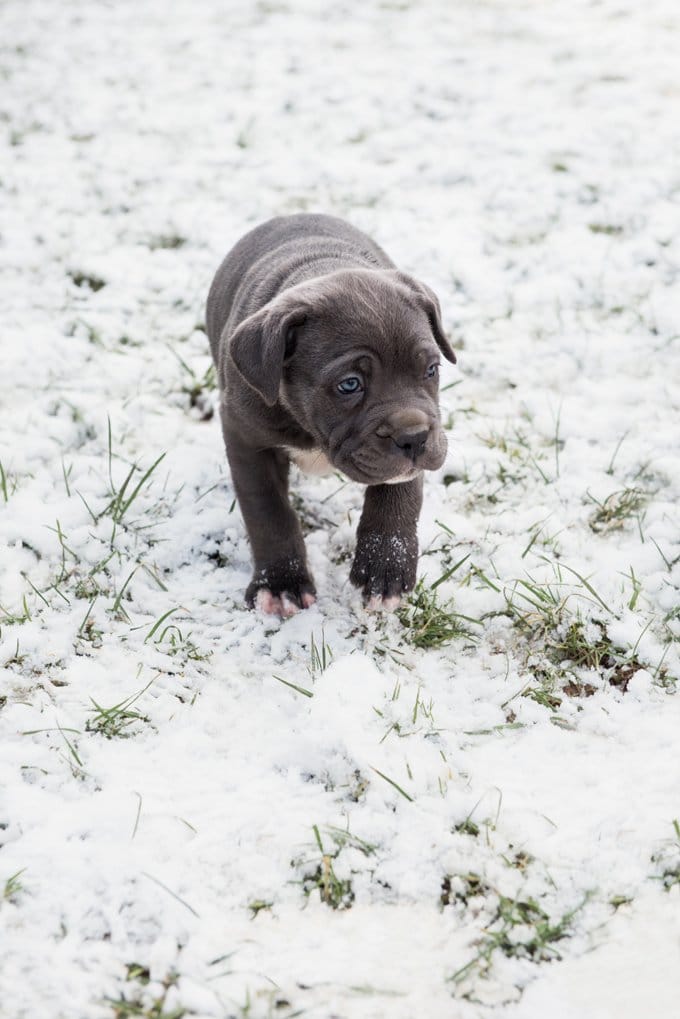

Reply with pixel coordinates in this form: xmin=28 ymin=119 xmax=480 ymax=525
xmin=228 ymin=269 xmax=456 ymax=485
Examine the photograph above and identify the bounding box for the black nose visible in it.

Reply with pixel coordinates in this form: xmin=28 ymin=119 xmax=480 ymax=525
xmin=392 ymin=428 xmax=429 ymax=460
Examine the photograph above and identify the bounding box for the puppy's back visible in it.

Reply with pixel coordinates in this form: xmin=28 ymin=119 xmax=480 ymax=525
xmin=206 ymin=214 xmax=392 ymax=359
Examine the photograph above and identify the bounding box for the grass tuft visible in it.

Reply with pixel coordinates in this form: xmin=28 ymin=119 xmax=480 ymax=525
xmin=102 ymin=452 xmax=167 ymax=526
xmin=451 ymin=891 xmax=586 ymax=988
xmin=106 ymin=966 xmax=185 ymax=1019
xmin=68 ymin=269 xmax=106 ymax=291
xmin=454 ymin=818 xmax=480 ymax=838
xmin=398 ymin=580 xmax=479 ymax=649
xmin=167 ymin=346 xmax=216 ymax=420
xmin=86 ymin=681 xmax=154 ymax=739
xmin=551 ymin=620 xmax=643 ymax=692
xmin=150 ymin=623 xmax=211 ymax=663
xmin=294 ymin=824 xmax=376 ymax=911
xmin=308 ymin=627 xmax=333 ymax=677
xmin=587 ymin=488 xmax=648 ymax=533
xmin=248 ymin=899 xmax=273 ymax=918
xmin=297 ymin=827 xmax=353 ymax=910
xmin=0 ymin=460 xmax=15 ymax=502
xmin=651 ymin=819 xmax=680 ymax=891
xmin=440 ymin=872 xmax=489 ymax=908
xmin=3 ymin=868 xmax=26 ymax=904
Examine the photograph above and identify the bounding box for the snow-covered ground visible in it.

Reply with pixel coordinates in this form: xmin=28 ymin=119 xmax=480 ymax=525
xmin=1 ymin=0 xmax=679 ymax=1015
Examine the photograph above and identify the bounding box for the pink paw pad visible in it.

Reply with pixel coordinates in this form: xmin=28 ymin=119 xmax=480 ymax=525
xmin=255 ymin=589 xmax=316 ymax=618
xmin=366 ymin=594 xmax=402 ymax=613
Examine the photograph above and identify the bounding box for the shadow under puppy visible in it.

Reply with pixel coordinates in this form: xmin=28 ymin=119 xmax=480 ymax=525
xmin=206 ymin=213 xmax=456 ymax=617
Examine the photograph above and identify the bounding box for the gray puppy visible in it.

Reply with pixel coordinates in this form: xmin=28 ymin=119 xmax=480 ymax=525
xmin=206 ymin=213 xmax=456 ymax=617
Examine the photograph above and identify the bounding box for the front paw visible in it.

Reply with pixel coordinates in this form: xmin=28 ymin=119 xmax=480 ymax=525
xmin=349 ymin=531 xmax=418 ymax=610
xmin=246 ymin=556 xmax=316 ymax=618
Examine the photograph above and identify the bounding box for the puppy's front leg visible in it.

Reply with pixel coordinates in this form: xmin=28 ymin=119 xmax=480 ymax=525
xmin=350 ymin=476 xmax=423 ymax=610
xmin=226 ymin=437 xmax=315 ymax=615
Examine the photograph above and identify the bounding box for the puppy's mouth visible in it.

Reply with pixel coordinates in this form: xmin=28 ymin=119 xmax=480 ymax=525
xmin=343 ymin=459 xmax=421 ymax=485
xmin=339 ymin=433 xmax=447 ymax=486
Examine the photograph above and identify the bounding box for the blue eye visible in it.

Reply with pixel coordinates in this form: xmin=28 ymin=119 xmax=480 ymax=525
xmin=337 ymin=376 xmax=363 ymax=395
xmin=426 ymin=362 xmax=440 ymax=379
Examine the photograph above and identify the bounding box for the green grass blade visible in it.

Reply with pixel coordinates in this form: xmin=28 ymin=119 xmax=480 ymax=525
xmin=144 ymin=607 xmax=178 ymax=643
xmin=370 ymin=766 xmax=414 ymax=802
xmin=272 ymin=674 xmax=314 ymax=698
xmin=116 ymin=452 xmax=166 ymax=521
xmin=431 ymin=553 xmax=471 ymax=590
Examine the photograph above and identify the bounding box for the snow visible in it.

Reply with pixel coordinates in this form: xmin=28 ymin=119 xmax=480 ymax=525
xmin=1 ymin=0 xmax=679 ymax=1016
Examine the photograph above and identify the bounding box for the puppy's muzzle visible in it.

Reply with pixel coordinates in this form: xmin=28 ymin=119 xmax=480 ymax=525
xmin=340 ymin=407 xmax=445 ymax=484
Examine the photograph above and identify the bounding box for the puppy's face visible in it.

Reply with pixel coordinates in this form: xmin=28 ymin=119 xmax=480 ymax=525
xmin=229 ymin=269 xmax=456 ymax=485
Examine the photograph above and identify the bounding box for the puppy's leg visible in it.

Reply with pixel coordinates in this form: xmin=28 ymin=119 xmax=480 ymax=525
xmin=350 ymin=476 xmax=423 ymax=610
xmin=226 ymin=437 xmax=316 ymax=616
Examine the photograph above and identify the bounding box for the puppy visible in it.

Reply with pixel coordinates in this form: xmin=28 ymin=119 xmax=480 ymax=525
xmin=206 ymin=214 xmax=456 ymax=616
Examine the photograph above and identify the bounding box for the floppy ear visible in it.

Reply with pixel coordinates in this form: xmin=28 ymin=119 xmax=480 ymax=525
xmin=228 ymin=297 xmax=307 ymax=406
xmin=400 ymin=275 xmax=457 ymax=364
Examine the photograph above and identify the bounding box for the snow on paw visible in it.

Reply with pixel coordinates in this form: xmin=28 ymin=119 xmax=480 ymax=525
xmin=350 ymin=530 xmax=418 ymax=608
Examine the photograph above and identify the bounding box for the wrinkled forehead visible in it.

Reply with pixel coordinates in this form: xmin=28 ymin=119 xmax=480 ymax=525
xmin=310 ymin=277 xmax=434 ymax=358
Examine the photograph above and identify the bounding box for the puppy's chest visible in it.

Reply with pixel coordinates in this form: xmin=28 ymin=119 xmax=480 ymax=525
xmin=285 ymin=446 xmax=334 ymax=477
